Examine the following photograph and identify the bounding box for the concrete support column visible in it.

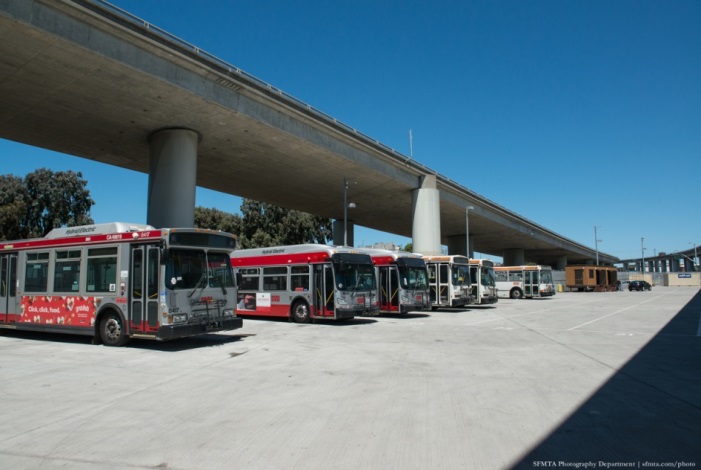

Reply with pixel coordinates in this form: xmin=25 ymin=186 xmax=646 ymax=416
xmin=503 ymin=248 xmax=525 ymax=266
xmin=412 ymin=175 xmax=441 ymax=255
xmin=147 ymin=128 xmax=199 ymax=228
xmin=670 ymin=257 xmax=680 ymax=272
xmin=332 ymin=220 xmax=354 ymax=246
xmin=446 ymin=235 xmax=473 ymax=257
xmin=684 ymin=257 xmax=694 ymax=272
xmin=647 ymin=260 xmax=655 ymax=273
xmin=555 ymin=256 xmax=567 ymax=271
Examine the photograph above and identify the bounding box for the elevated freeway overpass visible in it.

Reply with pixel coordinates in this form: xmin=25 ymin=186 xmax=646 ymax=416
xmin=0 ymin=0 xmax=618 ymax=267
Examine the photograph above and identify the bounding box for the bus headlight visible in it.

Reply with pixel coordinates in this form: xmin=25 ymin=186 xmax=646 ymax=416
xmin=223 ymin=308 xmax=235 ymax=317
xmin=336 ymin=297 xmax=348 ymax=306
xmin=172 ymin=313 xmax=187 ymax=323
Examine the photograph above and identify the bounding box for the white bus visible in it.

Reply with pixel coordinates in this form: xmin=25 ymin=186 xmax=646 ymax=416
xmin=422 ymin=255 xmax=472 ymax=308
xmin=0 ymin=222 xmax=242 ymax=346
xmin=494 ymin=265 xmax=555 ymax=299
xmin=357 ymin=249 xmax=430 ymax=314
xmin=469 ymin=259 xmax=498 ymax=305
xmin=231 ymin=244 xmax=379 ymax=323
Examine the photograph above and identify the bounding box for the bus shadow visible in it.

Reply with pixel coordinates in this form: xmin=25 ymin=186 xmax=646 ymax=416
xmin=129 ymin=332 xmax=253 ymax=352
xmin=377 ymin=312 xmax=431 ymax=319
xmin=509 ymin=289 xmax=701 ymax=467
xmin=0 ymin=329 xmax=94 ymax=345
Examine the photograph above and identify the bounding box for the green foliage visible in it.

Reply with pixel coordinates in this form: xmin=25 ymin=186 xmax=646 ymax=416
xmin=194 ymin=206 xmax=243 ymax=235
xmin=403 ymin=242 xmax=413 ymax=253
xmin=0 ymin=169 xmax=94 ymax=240
xmin=239 ymin=199 xmax=332 ymax=248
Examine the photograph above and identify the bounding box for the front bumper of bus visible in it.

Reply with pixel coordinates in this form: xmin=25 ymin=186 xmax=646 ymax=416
xmin=157 ymin=315 xmax=243 ymax=340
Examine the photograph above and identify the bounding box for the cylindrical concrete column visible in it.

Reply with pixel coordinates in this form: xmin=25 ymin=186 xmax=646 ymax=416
xmin=446 ymin=235 xmax=473 ymax=257
xmin=555 ymin=256 xmax=567 ymax=271
xmin=503 ymin=248 xmax=525 ymax=266
xmin=412 ymin=175 xmax=441 ymax=255
xmin=147 ymin=128 xmax=199 ymax=228
xmin=332 ymin=220 xmax=354 ymax=246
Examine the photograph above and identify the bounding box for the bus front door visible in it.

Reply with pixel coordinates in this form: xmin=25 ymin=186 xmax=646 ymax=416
xmin=130 ymin=246 xmax=160 ymax=333
xmin=524 ymin=271 xmax=533 ymax=298
xmin=1 ymin=254 xmax=17 ymax=324
xmin=313 ymin=264 xmax=335 ymax=318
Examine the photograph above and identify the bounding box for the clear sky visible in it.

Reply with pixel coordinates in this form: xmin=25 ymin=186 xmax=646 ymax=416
xmin=2 ymin=0 xmax=699 ymax=261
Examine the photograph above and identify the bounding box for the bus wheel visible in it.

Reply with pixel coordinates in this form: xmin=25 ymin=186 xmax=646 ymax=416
xmin=291 ymin=301 xmax=311 ymax=324
xmin=510 ymin=288 xmax=523 ymax=300
xmin=100 ymin=311 xmax=129 ymax=347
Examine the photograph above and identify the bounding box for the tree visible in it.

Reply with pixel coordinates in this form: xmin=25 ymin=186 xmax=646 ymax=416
xmin=194 ymin=206 xmax=244 ymax=240
xmin=23 ymin=168 xmax=94 ymax=238
xmin=239 ymin=199 xmax=332 ymax=248
xmin=0 ymin=169 xmax=94 ymax=240
xmin=0 ymin=174 xmax=28 ymax=241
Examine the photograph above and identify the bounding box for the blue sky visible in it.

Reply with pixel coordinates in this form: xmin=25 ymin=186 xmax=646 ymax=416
xmin=2 ymin=0 xmax=699 ymax=261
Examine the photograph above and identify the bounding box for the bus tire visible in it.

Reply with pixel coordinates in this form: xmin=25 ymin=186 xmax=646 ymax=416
xmin=99 ymin=310 xmax=129 ymax=347
xmin=291 ymin=300 xmax=311 ymax=324
xmin=510 ymin=288 xmax=523 ymax=300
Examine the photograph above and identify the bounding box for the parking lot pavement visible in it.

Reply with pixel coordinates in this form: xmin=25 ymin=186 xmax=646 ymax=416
xmin=0 ymin=287 xmax=699 ymax=469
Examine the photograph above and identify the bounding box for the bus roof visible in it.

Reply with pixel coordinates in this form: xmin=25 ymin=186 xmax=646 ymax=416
xmin=494 ymin=265 xmax=552 ymax=271
xmin=231 ymin=244 xmax=375 ymax=266
xmin=44 ymin=222 xmax=155 ymax=239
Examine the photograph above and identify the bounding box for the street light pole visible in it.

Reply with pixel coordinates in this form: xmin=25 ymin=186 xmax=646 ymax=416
xmin=465 ymin=206 xmax=474 ymax=258
xmin=691 ymin=242 xmax=698 ymax=271
xmin=641 ymin=237 xmax=646 ymax=277
xmin=594 ymin=226 xmax=601 ymax=265
xmin=343 ymin=178 xmax=348 ymax=246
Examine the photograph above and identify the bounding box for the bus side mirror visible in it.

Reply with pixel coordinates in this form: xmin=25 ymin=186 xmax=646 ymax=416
xmin=235 ymin=272 xmax=242 ymax=287
xmin=160 ymin=248 xmax=169 ymax=265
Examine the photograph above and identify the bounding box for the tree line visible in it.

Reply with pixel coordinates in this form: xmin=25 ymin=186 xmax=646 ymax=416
xmin=1 ymin=168 xmax=332 ymax=246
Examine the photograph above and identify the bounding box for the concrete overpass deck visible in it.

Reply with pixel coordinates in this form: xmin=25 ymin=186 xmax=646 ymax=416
xmin=0 ymin=0 xmax=617 ymax=266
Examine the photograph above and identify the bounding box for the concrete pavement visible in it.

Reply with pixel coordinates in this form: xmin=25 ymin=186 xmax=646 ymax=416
xmin=0 ymin=287 xmax=699 ymax=469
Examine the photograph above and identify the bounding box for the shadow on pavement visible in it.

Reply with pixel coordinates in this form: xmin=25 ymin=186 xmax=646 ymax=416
xmin=511 ymin=289 xmax=701 ymax=467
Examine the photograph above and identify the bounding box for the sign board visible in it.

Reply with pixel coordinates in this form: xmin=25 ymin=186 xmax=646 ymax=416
xmin=678 ymin=273 xmax=692 ymax=278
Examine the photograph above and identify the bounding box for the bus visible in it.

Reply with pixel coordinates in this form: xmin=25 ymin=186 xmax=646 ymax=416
xmin=494 ymin=265 xmax=555 ymax=299
xmin=0 ymin=222 xmax=242 ymax=346
xmin=469 ymin=259 xmax=498 ymax=305
xmin=422 ymin=255 xmax=472 ymax=308
xmin=358 ymin=248 xmax=430 ymax=314
xmin=231 ymin=244 xmax=379 ymax=323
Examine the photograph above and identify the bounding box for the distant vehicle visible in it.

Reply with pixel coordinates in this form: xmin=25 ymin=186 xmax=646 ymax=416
xmin=628 ymin=280 xmax=652 ymax=291
xmin=494 ymin=265 xmax=555 ymax=299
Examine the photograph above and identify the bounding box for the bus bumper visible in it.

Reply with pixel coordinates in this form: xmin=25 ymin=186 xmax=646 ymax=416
xmin=157 ymin=316 xmax=243 ymax=340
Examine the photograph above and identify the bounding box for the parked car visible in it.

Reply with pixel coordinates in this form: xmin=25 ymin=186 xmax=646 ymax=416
xmin=628 ymin=280 xmax=652 ymax=291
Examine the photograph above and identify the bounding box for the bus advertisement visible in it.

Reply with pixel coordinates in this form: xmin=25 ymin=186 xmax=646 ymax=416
xmin=358 ymin=248 xmax=430 ymax=314
xmin=494 ymin=265 xmax=555 ymax=299
xmin=469 ymin=259 xmax=498 ymax=305
xmin=422 ymin=255 xmax=472 ymax=308
xmin=231 ymin=244 xmax=379 ymax=322
xmin=0 ymin=222 xmax=242 ymax=346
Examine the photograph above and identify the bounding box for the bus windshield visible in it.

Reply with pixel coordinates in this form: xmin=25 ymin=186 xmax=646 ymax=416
xmin=335 ymin=262 xmax=376 ymax=291
xmin=453 ymin=265 xmax=470 ymax=287
xmin=482 ymin=268 xmax=496 ymax=286
xmin=166 ymin=249 xmax=234 ymax=290
xmin=399 ymin=265 xmax=428 ymax=290
xmin=540 ymin=270 xmax=553 ymax=284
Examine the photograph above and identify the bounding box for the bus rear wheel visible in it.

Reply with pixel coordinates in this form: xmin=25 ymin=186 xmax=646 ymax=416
xmin=510 ymin=288 xmax=524 ymax=300
xmin=100 ymin=311 xmax=129 ymax=347
xmin=291 ymin=301 xmax=311 ymax=324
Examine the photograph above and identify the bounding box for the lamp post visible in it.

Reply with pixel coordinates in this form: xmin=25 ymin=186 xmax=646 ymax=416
xmin=641 ymin=237 xmax=646 ymax=277
xmin=691 ymin=242 xmax=698 ymax=271
xmin=465 ymin=206 xmax=474 ymax=258
xmin=594 ymin=226 xmax=602 ymax=265
xmin=343 ymin=178 xmax=356 ymax=246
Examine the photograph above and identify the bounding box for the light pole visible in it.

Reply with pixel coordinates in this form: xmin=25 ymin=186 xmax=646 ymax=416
xmin=690 ymin=242 xmax=698 ymax=271
xmin=641 ymin=237 xmax=646 ymax=277
xmin=465 ymin=206 xmax=474 ymax=258
xmin=343 ymin=178 xmax=356 ymax=246
xmin=594 ymin=226 xmax=602 ymax=265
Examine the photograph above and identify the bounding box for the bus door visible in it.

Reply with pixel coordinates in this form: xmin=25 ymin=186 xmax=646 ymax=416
xmin=130 ymin=245 xmax=160 ymax=333
xmin=313 ymin=264 xmax=335 ymax=317
xmin=378 ymin=266 xmax=398 ymax=311
xmin=1 ymin=254 xmax=17 ymax=323
xmin=524 ymin=271 xmax=539 ymax=297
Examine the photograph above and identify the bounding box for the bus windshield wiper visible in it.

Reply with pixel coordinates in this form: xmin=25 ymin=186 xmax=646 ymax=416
xmin=187 ymin=273 xmax=207 ymax=298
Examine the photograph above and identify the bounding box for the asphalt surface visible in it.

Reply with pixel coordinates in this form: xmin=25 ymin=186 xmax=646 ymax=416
xmin=1 ymin=287 xmax=699 ymax=469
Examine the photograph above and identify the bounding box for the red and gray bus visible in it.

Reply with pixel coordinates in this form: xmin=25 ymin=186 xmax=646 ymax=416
xmin=231 ymin=244 xmax=379 ymax=323
xmin=0 ymin=222 xmax=242 ymax=346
